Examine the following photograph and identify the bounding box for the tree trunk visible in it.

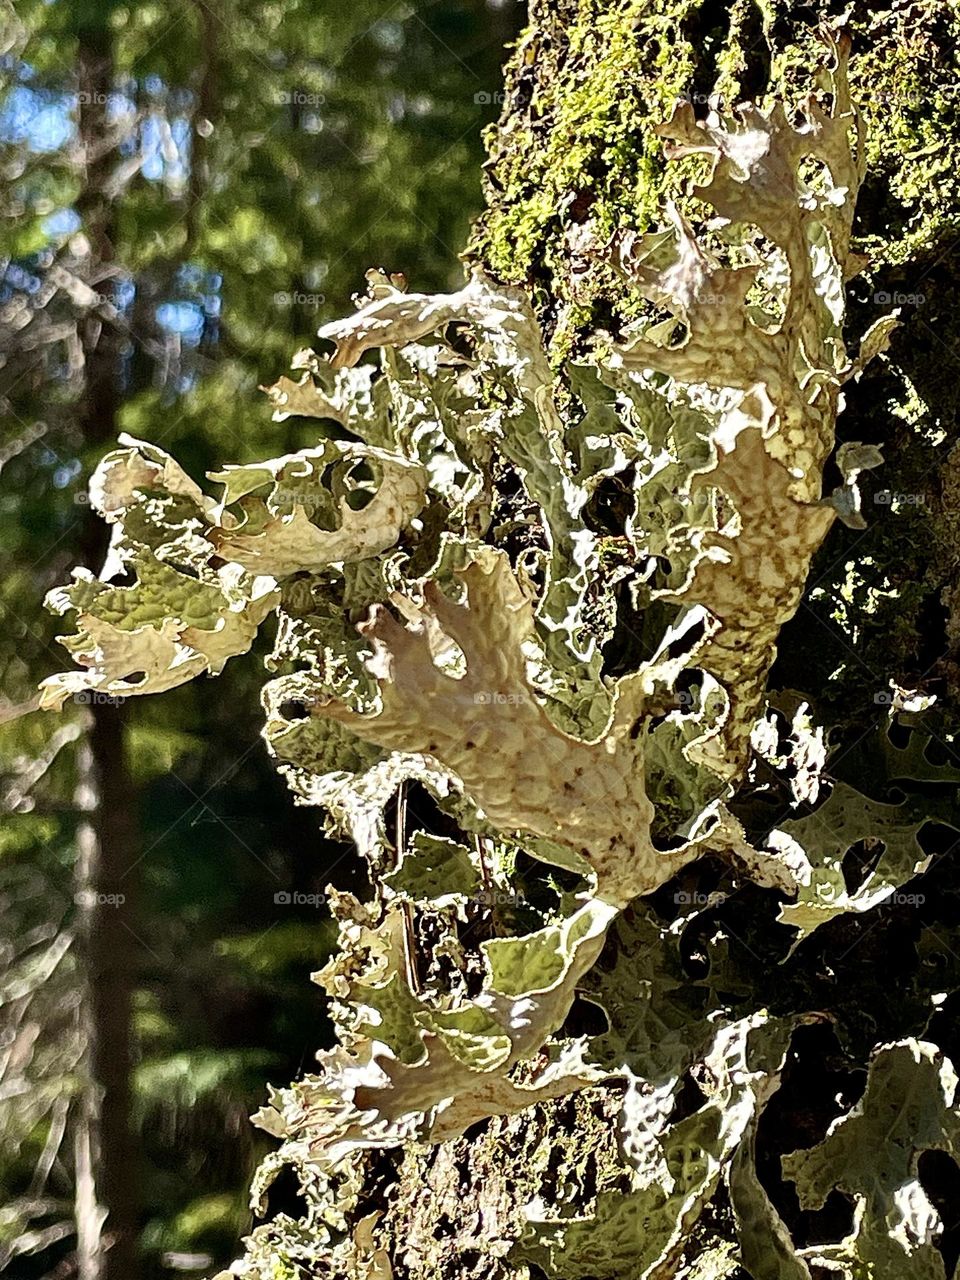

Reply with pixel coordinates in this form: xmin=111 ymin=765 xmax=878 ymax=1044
xmin=365 ymin=2 xmax=960 ymax=1274
xmin=73 ymin=726 xmax=138 ymax=1280
xmin=73 ymin=24 xmax=141 ymax=1280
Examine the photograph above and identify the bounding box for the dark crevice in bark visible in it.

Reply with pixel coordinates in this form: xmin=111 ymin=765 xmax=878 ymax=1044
xmin=681 ymin=0 xmax=738 ymax=113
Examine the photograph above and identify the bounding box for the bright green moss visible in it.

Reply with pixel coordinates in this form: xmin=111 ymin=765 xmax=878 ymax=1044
xmin=470 ymin=0 xmax=960 ymax=358
xmin=467 ymin=0 xmax=703 ymax=357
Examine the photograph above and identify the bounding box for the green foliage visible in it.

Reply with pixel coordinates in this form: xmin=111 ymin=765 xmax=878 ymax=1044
xmin=0 ymin=2 xmax=517 ymax=1276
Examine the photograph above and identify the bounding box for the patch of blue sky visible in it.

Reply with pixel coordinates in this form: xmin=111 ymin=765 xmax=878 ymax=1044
xmin=138 ymin=113 xmax=189 ymax=185
xmin=173 ymin=266 xmax=221 ymax=319
xmin=2 ymin=262 xmax=42 ymax=296
xmin=156 ymin=300 xmax=205 ymax=346
xmin=0 ymin=86 xmax=74 ymax=152
xmin=41 ymin=208 xmax=81 ymax=239
xmin=53 ymin=459 xmax=83 ymax=489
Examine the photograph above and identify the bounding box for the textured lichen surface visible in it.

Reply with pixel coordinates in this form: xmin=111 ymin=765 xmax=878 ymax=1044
xmin=470 ymin=0 xmax=960 ymax=726
xmin=40 ymin=18 xmax=960 ymax=1280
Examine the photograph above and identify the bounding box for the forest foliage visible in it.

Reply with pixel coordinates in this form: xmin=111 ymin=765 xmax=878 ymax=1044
xmin=0 ymin=1 xmax=517 ymax=1276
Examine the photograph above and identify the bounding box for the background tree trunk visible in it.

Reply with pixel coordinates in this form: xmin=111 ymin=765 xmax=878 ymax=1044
xmin=73 ymin=23 xmax=141 ymax=1280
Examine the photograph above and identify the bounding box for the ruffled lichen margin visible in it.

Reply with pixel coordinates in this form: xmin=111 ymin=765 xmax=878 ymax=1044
xmin=41 ymin=7 xmax=960 ymax=1280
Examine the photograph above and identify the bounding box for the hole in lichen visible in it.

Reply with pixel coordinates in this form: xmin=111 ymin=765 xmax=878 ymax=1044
xmin=756 ymin=1023 xmax=864 ymax=1249
xmin=584 ymin=469 xmax=636 ymax=536
xmin=278 ymin=699 xmax=310 ymax=721
xmin=461 ymin=1117 xmax=492 ymax=1145
xmin=665 ymin=616 xmax=707 ymax=663
xmin=105 ymin=563 xmax=138 ymax=588
xmin=667 ymin=1068 xmax=709 ymax=1124
xmin=680 ymin=0 xmax=732 ymax=119
xmin=924 ymin=991 xmax=960 ymax=1069
xmin=336 ymin=456 xmax=377 ymax=513
xmin=740 ymin=233 xmax=789 ymax=328
xmin=561 ymin=994 xmax=608 ymax=1039
xmin=257 ymin=1162 xmax=308 ymax=1223
xmin=429 ymin=632 xmax=466 ymax=679
xmin=840 ymin=837 xmax=884 ymax=895
xmin=601 ymin=587 xmax=679 ymax=678
xmin=921 ymin=734 xmax=960 ymax=771
xmin=737 ymin=2 xmax=769 ymax=101
xmin=385 ymin=781 xmax=466 ymax=852
xmin=798 ymin=153 xmax=835 ymax=205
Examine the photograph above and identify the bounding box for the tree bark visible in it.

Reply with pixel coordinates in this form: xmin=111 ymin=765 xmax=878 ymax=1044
xmin=73 ymin=23 xmax=141 ymax=1280
xmin=366 ymin=3 xmax=960 ymax=1274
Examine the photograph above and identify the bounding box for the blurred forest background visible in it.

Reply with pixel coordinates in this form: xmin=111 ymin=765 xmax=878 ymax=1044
xmin=0 ymin=1 xmax=522 ymax=1275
